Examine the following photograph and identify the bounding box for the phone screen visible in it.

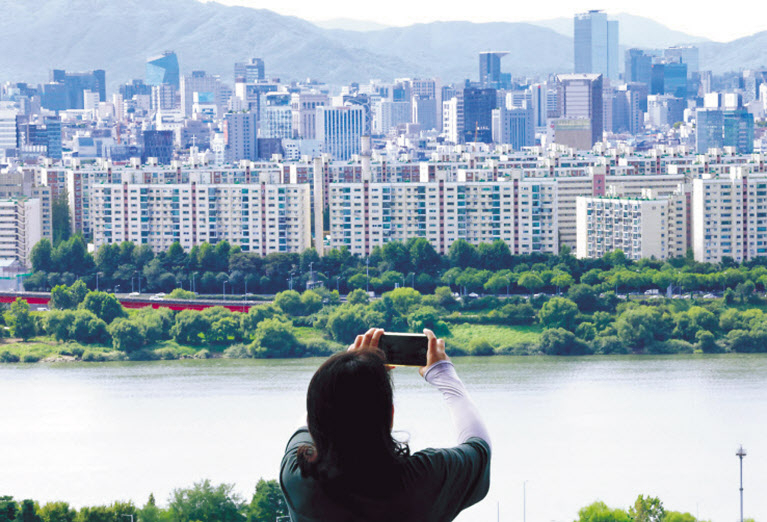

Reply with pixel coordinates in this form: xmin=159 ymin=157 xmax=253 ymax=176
xmin=379 ymin=333 xmax=428 ymax=367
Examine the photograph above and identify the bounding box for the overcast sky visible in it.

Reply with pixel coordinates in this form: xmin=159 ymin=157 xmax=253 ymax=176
xmin=209 ymin=0 xmax=765 ymax=42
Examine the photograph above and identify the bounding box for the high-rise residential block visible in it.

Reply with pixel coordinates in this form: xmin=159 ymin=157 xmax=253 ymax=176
xmin=576 ymin=188 xmax=688 ymax=260
xmin=574 ymin=10 xmax=619 ymax=80
xmin=90 ymin=172 xmax=311 ymax=254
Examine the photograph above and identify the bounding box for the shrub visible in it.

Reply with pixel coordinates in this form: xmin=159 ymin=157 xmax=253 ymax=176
xmin=155 ymin=348 xmax=180 ymax=360
xmin=81 ymin=350 xmax=104 ymax=362
xmin=195 ymin=349 xmax=211 ymax=359
xmin=223 ymin=343 xmax=252 ymax=359
xmin=0 ymin=350 xmax=19 ymax=363
xmin=467 ymin=338 xmax=495 ymax=356
xmin=251 ymin=318 xmax=304 ymax=358
xmin=167 ymin=288 xmax=196 ymax=300
xmin=21 ymin=354 xmax=41 ymax=363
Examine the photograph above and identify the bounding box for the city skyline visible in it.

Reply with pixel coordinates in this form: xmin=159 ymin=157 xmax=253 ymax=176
xmin=207 ymin=0 xmax=766 ymax=43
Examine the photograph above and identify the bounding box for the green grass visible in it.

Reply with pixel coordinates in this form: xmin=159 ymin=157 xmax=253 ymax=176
xmin=445 ymin=323 xmax=542 ymax=349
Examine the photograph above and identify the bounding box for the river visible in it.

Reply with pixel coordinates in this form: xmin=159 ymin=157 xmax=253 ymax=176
xmin=1 ymin=355 xmax=765 ymax=521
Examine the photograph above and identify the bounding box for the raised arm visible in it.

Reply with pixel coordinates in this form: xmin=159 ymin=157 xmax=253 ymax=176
xmin=420 ymin=329 xmax=491 ymax=450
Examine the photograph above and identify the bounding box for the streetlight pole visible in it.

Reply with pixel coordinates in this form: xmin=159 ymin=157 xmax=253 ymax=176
xmin=366 ymin=257 xmax=369 ymax=293
xmin=223 ymin=280 xmax=228 ymax=298
xmin=96 ymin=271 xmax=101 ymax=291
xmin=737 ymin=445 xmax=746 ymax=522
xmin=523 ymin=480 xmax=527 ymax=522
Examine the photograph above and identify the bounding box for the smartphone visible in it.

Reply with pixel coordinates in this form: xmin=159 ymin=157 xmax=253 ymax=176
xmin=379 ymin=333 xmax=429 ymax=367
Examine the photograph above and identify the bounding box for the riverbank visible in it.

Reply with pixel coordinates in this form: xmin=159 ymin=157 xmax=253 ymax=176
xmin=0 ymin=322 xmax=544 ymax=363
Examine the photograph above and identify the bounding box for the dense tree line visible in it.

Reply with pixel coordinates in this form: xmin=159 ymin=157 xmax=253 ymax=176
xmin=576 ymin=494 xmax=716 ymax=522
xmin=0 ymin=478 xmax=285 ymax=522
xmin=5 ymin=268 xmax=767 ymax=361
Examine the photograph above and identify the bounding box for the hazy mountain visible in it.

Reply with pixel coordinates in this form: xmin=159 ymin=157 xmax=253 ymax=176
xmin=312 ymin=18 xmax=392 ymax=32
xmin=531 ymin=13 xmax=710 ymax=49
xmin=699 ymin=32 xmax=767 ymax=73
xmin=324 ymin=21 xmax=573 ymax=80
xmin=0 ymin=0 xmax=757 ymax=92
xmin=0 ymin=0 xmax=415 ymax=90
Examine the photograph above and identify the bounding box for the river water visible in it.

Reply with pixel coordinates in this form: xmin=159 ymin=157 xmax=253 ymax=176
xmin=1 ymin=355 xmax=765 ymax=521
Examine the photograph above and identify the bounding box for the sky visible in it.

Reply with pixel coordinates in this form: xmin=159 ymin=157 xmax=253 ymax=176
xmin=207 ymin=0 xmax=766 ymax=42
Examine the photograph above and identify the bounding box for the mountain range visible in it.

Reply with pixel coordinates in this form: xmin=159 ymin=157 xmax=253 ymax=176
xmin=0 ymin=0 xmax=765 ymax=92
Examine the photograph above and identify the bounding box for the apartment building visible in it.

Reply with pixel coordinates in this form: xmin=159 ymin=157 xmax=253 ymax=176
xmin=90 ymin=171 xmax=311 ymax=255
xmin=576 ymin=188 xmax=688 ymax=260
xmin=0 ymin=196 xmax=49 ymax=265
xmin=692 ymin=168 xmax=767 ymax=263
xmin=327 ymin=173 xmax=557 ymax=256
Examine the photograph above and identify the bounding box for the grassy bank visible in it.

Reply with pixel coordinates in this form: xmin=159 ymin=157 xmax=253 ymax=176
xmin=0 ymin=323 xmax=541 ymax=363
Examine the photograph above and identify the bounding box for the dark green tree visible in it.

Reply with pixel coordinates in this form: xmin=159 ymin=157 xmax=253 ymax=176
xmin=246 ymin=479 xmax=287 ymax=522
xmin=171 ymin=310 xmax=211 ymax=345
xmin=80 ymin=292 xmax=126 ymax=324
xmin=30 ymin=239 xmax=54 ymax=273
xmin=169 ymin=480 xmax=244 ymax=522
xmin=5 ymin=298 xmax=35 ymax=340
xmin=251 ymin=318 xmax=303 ymax=358
xmin=538 ymin=297 xmax=579 ymax=331
xmin=51 ymin=193 xmax=72 ymax=245
xmin=448 ymin=239 xmax=477 ymax=269
xmin=17 ymin=499 xmax=41 ymax=522
xmin=108 ymin=319 xmax=144 ymax=353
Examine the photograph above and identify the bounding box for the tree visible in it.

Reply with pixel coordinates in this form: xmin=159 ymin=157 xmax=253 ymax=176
xmin=240 ymin=305 xmax=283 ymax=338
xmin=274 ymin=290 xmax=303 ymax=316
xmin=50 ymin=285 xmax=75 ymax=310
xmin=38 ymin=502 xmax=76 ymax=522
xmin=517 ymin=272 xmax=543 ymax=295
xmin=30 ymin=239 xmax=54 ymax=273
xmin=615 ymin=307 xmax=668 ymax=352
xmin=406 ymin=306 xmax=450 ymax=337
xmin=629 ymin=495 xmax=665 ymax=522
xmin=169 ymin=479 xmax=245 ymax=522
xmin=0 ymin=497 xmax=17 ymax=522
xmin=409 ymin=238 xmax=441 ymax=275
xmin=251 ymin=318 xmax=303 ymax=358
xmin=300 ymin=290 xmax=323 ymax=315
xmin=448 ymin=239 xmax=477 ymax=269
xmin=5 ymin=298 xmax=35 ymax=340
xmin=108 ymin=319 xmax=144 ymax=353
xmin=576 ymin=501 xmax=631 ymax=522
xmin=383 ymin=287 xmax=422 ymax=315
xmin=208 ymin=317 xmax=241 ymax=346
xmin=246 ymin=479 xmax=287 ymax=522
xmin=467 ymin=338 xmax=494 ymax=356
xmin=171 ymin=310 xmax=210 ymax=345
xmin=327 ymin=305 xmax=365 ymax=344
xmin=538 ymin=297 xmax=579 ymax=331
xmin=17 ymin=499 xmax=41 ymax=522
xmin=538 ymin=328 xmax=591 ymax=356
xmin=80 ymin=292 xmax=126 ymax=324
xmin=346 ymin=288 xmax=369 ymax=305
xmin=567 ymin=284 xmax=600 ymax=313
xmin=51 ymin=193 xmax=72 ymax=245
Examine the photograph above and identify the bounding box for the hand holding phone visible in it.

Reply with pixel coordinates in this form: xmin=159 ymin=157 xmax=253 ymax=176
xmin=379 ymin=332 xmax=429 ymax=367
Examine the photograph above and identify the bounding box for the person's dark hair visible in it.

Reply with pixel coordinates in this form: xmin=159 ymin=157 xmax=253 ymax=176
xmin=297 ymin=349 xmax=409 ymax=482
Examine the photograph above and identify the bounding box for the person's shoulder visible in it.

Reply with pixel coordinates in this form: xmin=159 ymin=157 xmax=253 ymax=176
xmin=405 ymin=438 xmax=491 ymax=474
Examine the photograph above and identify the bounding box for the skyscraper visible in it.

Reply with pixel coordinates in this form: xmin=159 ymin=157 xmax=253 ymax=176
xmin=556 ymin=74 xmax=604 ymax=147
xmin=234 ymin=58 xmax=265 ymax=83
xmin=479 ymin=52 xmax=508 ymax=87
xmin=316 ymin=105 xmax=364 ymax=160
xmin=625 ymin=49 xmax=652 ymax=85
xmin=224 ymin=112 xmax=258 ymax=162
xmin=146 ymin=51 xmax=180 ymax=89
xmin=461 ymin=87 xmax=497 ymax=143
xmin=574 ymin=10 xmax=618 ymax=80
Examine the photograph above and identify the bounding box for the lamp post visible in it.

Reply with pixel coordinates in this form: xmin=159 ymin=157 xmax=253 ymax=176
xmin=96 ymin=271 xmax=102 ymax=291
xmin=523 ymin=480 xmax=527 ymax=522
xmin=121 ymin=516 xmax=134 ymax=522
xmin=223 ymin=280 xmax=228 ymax=298
xmin=737 ymin=445 xmax=746 ymax=522
xmin=335 ymin=276 xmax=340 ymax=293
